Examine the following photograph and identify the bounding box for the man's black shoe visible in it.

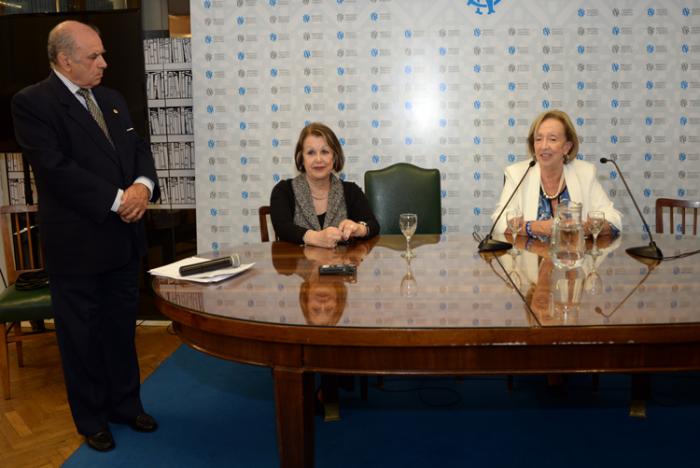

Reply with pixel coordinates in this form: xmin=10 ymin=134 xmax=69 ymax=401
xmin=129 ymin=413 xmax=158 ymax=432
xmin=85 ymin=430 xmax=115 ymax=452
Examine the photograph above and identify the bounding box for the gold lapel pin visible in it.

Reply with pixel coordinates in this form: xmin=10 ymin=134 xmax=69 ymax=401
xmin=112 ymin=108 xmax=119 ymax=114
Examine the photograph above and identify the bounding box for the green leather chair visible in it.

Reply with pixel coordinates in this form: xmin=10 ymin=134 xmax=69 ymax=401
xmin=0 ymin=205 xmax=53 ymax=400
xmin=364 ymin=163 xmax=442 ymax=234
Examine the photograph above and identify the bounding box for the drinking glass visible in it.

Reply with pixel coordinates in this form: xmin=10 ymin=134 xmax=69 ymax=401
xmin=506 ymin=209 xmax=523 ymax=238
xmin=551 ymin=266 xmax=584 ymax=323
xmin=506 ymin=209 xmax=523 ymax=259
xmin=583 ymin=270 xmax=603 ymax=297
xmin=588 ymin=211 xmax=605 ymax=253
xmin=400 ymin=258 xmax=418 ymax=297
xmin=399 ymin=213 xmax=418 ymax=259
xmin=583 ymin=252 xmax=604 ymax=297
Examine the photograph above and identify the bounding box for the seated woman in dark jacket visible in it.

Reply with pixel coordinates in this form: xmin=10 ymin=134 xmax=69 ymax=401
xmin=270 ymin=122 xmax=379 ymax=247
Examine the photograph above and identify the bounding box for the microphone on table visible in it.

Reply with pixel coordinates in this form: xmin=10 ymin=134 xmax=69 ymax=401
xmin=179 ymin=255 xmax=241 ymax=277
xmin=599 ymin=157 xmax=663 ymax=260
xmin=477 ymin=160 xmax=536 ymax=252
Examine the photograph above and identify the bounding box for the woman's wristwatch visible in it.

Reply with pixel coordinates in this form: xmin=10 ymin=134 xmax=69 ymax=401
xmin=358 ymin=221 xmax=369 ymax=237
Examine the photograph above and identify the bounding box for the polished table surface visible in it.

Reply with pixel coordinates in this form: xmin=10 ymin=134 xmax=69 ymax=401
xmin=153 ymin=234 xmax=700 ymax=468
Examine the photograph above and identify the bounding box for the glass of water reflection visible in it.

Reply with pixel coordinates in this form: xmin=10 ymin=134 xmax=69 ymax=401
xmin=588 ymin=211 xmax=605 ymax=254
xmin=399 ymin=213 xmax=418 ymax=259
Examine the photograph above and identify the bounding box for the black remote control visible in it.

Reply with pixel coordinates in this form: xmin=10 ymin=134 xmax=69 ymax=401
xmin=319 ymin=263 xmax=357 ymax=275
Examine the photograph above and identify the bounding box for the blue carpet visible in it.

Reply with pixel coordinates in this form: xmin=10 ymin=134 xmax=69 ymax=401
xmin=64 ymin=345 xmax=700 ymax=468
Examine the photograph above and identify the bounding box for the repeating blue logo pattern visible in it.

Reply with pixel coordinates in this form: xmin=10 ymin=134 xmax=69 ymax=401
xmin=190 ymin=0 xmax=700 ymax=249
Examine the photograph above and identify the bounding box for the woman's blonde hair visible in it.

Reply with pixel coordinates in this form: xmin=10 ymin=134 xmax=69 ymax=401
xmin=527 ymin=109 xmax=579 ymax=164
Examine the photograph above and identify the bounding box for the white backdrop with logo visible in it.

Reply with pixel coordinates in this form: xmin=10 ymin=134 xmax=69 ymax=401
xmin=190 ymin=0 xmax=700 ymax=253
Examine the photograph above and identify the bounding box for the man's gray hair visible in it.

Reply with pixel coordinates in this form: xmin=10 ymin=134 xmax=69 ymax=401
xmin=47 ymin=22 xmax=100 ymax=65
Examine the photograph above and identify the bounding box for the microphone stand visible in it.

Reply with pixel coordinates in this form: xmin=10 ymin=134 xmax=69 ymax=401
xmin=479 ymin=250 xmax=537 ymax=322
xmin=599 ymin=158 xmax=663 ymax=260
xmin=478 ymin=160 xmax=536 ymax=252
xmin=594 ymin=258 xmax=660 ymax=320
xmin=478 ymin=250 xmax=510 ymax=285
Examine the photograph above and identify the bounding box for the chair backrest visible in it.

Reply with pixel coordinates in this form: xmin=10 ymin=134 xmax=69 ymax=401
xmin=655 ymin=198 xmax=700 ymax=235
xmin=364 ymin=163 xmax=441 ymax=235
xmin=0 ymin=205 xmax=43 ymax=285
xmin=258 ymin=205 xmax=276 ymax=242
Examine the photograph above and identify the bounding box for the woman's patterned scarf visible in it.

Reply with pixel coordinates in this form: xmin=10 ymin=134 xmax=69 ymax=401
xmin=291 ymin=173 xmax=347 ymax=231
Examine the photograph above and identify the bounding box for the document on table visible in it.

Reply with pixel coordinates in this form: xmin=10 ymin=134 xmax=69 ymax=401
xmin=149 ymin=257 xmax=255 ymax=283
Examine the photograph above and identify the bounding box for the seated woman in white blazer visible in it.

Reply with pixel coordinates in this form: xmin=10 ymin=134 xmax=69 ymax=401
xmin=492 ymin=109 xmax=622 ymax=237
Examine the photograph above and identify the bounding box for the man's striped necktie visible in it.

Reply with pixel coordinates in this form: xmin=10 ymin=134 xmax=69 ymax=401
xmin=77 ymin=88 xmax=113 ymax=147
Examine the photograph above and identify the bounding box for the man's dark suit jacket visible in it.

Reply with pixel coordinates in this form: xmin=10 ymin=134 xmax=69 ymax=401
xmin=11 ymin=72 xmax=160 ymax=275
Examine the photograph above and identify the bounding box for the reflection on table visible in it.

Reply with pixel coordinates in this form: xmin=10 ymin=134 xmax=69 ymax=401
xmin=156 ymin=235 xmax=532 ymax=328
xmin=155 ymin=234 xmax=700 ymax=330
xmin=496 ymin=233 xmax=700 ymax=327
xmin=271 ymin=241 xmax=374 ymax=325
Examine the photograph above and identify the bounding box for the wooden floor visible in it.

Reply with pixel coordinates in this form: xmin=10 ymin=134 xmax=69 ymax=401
xmin=0 ymin=324 xmax=181 ymax=468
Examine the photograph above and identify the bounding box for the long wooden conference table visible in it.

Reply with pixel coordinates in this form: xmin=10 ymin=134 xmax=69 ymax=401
xmin=153 ymin=234 xmax=700 ymax=468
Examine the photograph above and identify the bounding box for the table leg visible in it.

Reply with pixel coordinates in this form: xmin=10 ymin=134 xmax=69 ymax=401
xmin=320 ymin=374 xmax=340 ymax=422
xmin=629 ymin=373 xmax=651 ymax=418
xmin=273 ymin=367 xmax=315 ymax=468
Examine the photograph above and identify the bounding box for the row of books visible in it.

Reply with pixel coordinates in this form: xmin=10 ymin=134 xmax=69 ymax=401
xmin=146 ymin=70 xmax=193 ymax=100
xmin=143 ymin=37 xmax=192 ymax=65
xmin=152 ymin=142 xmax=195 ymax=170
xmin=156 ymin=176 xmax=196 ymax=205
xmin=7 ymin=176 xmax=37 ymax=206
xmin=2 ymin=153 xmax=25 ymax=172
xmin=142 ymin=36 xmax=196 ymax=206
xmin=2 ymin=170 xmax=197 ymax=209
xmin=148 ymin=107 xmax=194 ymax=136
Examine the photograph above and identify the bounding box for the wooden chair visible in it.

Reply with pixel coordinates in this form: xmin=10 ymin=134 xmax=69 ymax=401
xmin=655 ymin=198 xmax=700 ymax=235
xmin=259 ymin=205 xmax=277 ymax=242
xmin=0 ymin=205 xmax=53 ymax=399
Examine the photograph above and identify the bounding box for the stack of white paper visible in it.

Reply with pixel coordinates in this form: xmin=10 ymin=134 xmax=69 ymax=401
xmin=149 ymin=256 xmax=254 ymax=283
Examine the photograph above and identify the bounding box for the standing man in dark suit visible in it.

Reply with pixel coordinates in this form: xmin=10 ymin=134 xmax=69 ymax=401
xmin=11 ymin=20 xmax=160 ymax=452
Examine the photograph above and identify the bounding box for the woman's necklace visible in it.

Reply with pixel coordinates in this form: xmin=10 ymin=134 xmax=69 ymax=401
xmin=309 ymin=186 xmax=329 ymax=201
xmin=541 ymin=172 xmax=565 ymax=200
xmin=307 ymin=177 xmax=330 ymax=201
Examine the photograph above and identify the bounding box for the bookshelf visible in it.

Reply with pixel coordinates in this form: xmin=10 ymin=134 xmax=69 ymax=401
xmin=0 ymin=152 xmax=36 ymax=206
xmin=0 ymin=38 xmax=195 ymax=211
xmin=143 ymin=37 xmax=195 ymax=209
